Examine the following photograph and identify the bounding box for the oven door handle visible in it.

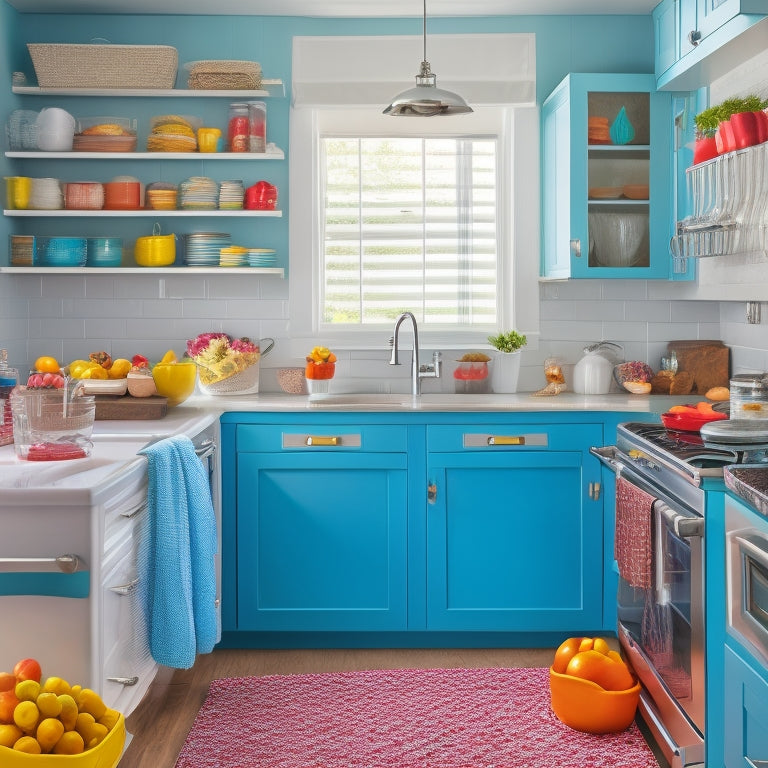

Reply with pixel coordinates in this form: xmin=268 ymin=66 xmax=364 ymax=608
xmin=734 ymin=532 xmax=768 ymax=572
xmin=590 ymin=445 xmax=622 ymax=472
xmin=656 ymin=500 xmax=704 ymax=539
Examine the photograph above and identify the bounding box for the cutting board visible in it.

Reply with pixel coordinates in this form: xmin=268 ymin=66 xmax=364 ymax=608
xmin=667 ymin=340 xmax=730 ymax=395
xmin=94 ymin=395 xmax=168 ymax=420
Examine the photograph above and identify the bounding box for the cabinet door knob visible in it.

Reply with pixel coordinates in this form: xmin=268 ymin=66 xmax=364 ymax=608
xmin=570 ymin=238 xmax=581 ymax=258
xmin=688 ymin=30 xmax=702 ymax=46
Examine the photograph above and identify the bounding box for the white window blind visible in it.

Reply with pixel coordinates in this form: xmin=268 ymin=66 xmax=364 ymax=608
xmin=321 ymin=136 xmax=498 ymax=328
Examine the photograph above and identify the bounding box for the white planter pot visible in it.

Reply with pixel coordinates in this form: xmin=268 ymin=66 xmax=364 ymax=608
xmin=491 ymin=350 xmax=522 ymax=393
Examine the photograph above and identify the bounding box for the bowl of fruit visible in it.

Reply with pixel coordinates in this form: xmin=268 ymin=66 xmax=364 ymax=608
xmin=0 ymin=657 xmax=126 ymax=767
xmin=661 ymin=401 xmax=728 ymax=432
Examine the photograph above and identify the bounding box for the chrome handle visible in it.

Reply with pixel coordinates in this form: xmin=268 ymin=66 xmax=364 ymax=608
xmin=570 ymin=238 xmax=581 ymax=258
xmin=656 ymin=501 xmax=703 ymax=539
xmin=0 ymin=554 xmax=84 ymax=574
xmin=589 ymin=482 xmax=601 ymax=501
xmin=108 ymin=577 xmax=139 ymax=596
xmin=194 ymin=438 xmax=216 ymax=460
xmin=106 ymin=676 xmax=138 ymax=686
xmin=306 ymin=435 xmax=341 ymax=446
xmin=688 ymin=29 xmax=701 ymax=46
xmin=120 ymin=500 xmax=147 ymax=519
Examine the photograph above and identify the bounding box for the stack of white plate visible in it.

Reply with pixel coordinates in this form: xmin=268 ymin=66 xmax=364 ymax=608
xmin=247 ymin=248 xmax=277 ymax=267
xmin=179 ymin=176 xmax=219 ymax=210
xmin=184 ymin=232 xmax=231 ymax=266
xmin=28 ymin=177 xmax=63 ymax=210
xmin=218 ymin=180 xmax=245 ymax=210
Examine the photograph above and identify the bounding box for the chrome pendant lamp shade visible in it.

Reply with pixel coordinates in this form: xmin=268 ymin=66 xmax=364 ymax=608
xmin=383 ymin=0 xmax=472 ymax=117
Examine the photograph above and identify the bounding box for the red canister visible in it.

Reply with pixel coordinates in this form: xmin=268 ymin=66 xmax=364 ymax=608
xmin=228 ymin=103 xmax=249 ymax=153
xmin=245 ymin=180 xmax=278 ymax=210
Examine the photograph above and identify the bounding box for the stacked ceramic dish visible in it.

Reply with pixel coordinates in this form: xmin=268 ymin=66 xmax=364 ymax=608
xmin=64 ymin=181 xmax=105 ymax=210
xmin=247 ymin=248 xmax=277 ymax=267
xmin=86 ymin=237 xmax=123 ymax=267
xmin=37 ymin=236 xmax=87 ymax=267
xmin=184 ymin=231 xmax=231 ymax=266
xmin=588 ymin=116 xmax=610 ymax=144
xmin=145 ymin=182 xmax=178 ymax=210
xmin=179 ymin=176 xmax=219 ymax=210
xmin=28 ymin=178 xmax=63 ymax=210
xmin=147 ymin=114 xmax=199 ymax=152
xmin=219 ymin=245 xmax=249 ymax=267
xmin=218 ymin=179 xmax=244 ymax=210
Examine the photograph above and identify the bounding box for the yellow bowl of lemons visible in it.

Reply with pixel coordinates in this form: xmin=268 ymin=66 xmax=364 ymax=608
xmin=151 ymin=350 xmax=197 ymax=406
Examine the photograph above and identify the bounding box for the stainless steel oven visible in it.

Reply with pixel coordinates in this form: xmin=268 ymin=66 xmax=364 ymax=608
xmin=592 ymin=422 xmax=748 ymax=768
xmin=726 ymin=501 xmax=768 ymax=667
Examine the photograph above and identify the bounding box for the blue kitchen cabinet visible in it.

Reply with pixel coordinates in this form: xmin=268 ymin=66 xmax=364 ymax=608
xmin=654 ymin=0 xmax=768 ymax=89
xmin=541 ymin=73 xmax=680 ymax=280
xmin=424 ymin=422 xmax=604 ymax=632
xmin=724 ymin=644 xmax=768 ymax=768
xmin=232 ymin=422 xmax=409 ymax=632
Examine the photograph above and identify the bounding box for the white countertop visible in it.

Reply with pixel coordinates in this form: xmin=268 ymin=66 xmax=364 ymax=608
xmin=0 ymin=391 xmax=687 ymax=497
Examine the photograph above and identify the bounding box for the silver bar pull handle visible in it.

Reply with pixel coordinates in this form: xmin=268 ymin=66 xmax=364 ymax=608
xmin=108 ymin=577 xmax=140 ymax=596
xmin=106 ymin=676 xmax=139 ymax=687
xmin=195 ymin=438 xmax=216 ymax=460
xmin=121 ymin=501 xmax=147 ymax=519
xmin=0 ymin=554 xmax=84 ymax=574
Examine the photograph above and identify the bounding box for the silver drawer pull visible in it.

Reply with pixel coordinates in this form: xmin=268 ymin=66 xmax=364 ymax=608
xmin=120 ymin=501 xmax=147 ymax=519
xmin=195 ymin=438 xmax=216 ymax=460
xmin=306 ymin=435 xmax=341 ymax=446
xmin=0 ymin=554 xmax=84 ymax=574
xmin=109 ymin=577 xmax=140 ymax=596
xmin=106 ymin=676 xmax=138 ymax=687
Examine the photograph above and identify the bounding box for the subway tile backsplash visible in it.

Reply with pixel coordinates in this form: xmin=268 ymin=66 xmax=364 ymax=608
xmin=2 ymin=273 xmax=766 ymax=391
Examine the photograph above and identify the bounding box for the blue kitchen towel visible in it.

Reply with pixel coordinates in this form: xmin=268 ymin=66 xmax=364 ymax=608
xmin=138 ymin=434 xmax=219 ymax=669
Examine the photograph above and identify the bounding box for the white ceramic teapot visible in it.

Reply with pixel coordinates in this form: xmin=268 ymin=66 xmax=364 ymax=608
xmin=573 ymin=342 xmax=623 ymax=395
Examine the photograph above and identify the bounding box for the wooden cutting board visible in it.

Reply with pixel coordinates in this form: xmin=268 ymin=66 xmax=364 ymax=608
xmin=94 ymin=395 xmax=168 ymax=420
xmin=667 ymin=340 xmax=730 ymax=395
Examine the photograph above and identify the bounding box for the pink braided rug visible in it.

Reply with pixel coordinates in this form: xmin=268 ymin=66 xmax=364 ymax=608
xmin=174 ymin=666 xmax=658 ymax=768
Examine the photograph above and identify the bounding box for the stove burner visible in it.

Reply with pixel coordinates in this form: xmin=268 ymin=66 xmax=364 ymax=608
xmin=620 ymin=422 xmax=739 ymax=467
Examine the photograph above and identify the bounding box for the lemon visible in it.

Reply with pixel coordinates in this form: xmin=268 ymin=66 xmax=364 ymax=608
xmin=36 ymin=717 xmax=64 ymax=753
xmin=12 ymin=735 xmax=41 ymax=754
xmin=15 ymin=679 xmax=40 ymax=702
xmin=160 ymin=349 xmax=178 ymax=364
xmin=53 ymin=730 xmax=84 ymax=755
xmin=108 ymin=358 xmax=131 ymax=379
xmin=57 ymin=694 xmax=78 ymax=731
xmin=36 ymin=692 xmax=62 ymax=718
xmin=41 ymin=677 xmax=71 ymax=697
xmin=0 ymin=723 xmax=22 ymax=748
xmin=13 ymin=700 xmax=40 ymax=733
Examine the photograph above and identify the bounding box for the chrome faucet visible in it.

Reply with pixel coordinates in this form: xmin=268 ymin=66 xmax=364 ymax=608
xmin=389 ymin=311 xmax=442 ymax=396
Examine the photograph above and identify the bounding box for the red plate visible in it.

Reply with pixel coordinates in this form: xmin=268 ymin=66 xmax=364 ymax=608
xmin=661 ymin=409 xmax=728 ymax=432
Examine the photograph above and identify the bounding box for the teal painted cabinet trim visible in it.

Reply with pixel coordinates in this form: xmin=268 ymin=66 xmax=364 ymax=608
xmin=0 ymin=571 xmax=89 ymax=598
xmin=541 ymin=73 xmax=684 ymax=280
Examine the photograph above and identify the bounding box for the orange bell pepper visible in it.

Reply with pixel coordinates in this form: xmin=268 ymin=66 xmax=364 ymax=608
xmin=552 ymin=636 xmax=635 ymax=691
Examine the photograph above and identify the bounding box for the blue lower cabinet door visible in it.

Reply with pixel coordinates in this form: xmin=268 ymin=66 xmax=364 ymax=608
xmin=236 ymin=452 xmax=408 ymax=631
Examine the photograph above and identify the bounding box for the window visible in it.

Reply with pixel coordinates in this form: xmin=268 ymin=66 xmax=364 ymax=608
xmin=321 ymin=136 xmax=498 ymax=328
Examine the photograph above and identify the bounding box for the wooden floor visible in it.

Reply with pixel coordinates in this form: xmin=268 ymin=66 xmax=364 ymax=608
xmin=120 ymin=646 xmax=555 ymax=768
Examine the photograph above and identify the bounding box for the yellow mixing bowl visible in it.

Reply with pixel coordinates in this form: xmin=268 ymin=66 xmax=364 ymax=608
xmin=0 ymin=713 xmax=125 ymax=768
xmin=152 ymin=361 xmax=197 ymax=406
xmin=134 ymin=233 xmax=176 ymax=267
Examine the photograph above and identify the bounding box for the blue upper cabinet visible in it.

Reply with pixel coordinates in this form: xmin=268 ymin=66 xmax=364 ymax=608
xmin=541 ymin=73 xmax=684 ymax=280
xmin=654 ymin=0 xmax=768 ymax=89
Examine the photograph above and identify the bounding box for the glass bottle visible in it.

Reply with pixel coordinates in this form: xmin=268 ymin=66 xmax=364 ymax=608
xmin=228 ymin=103 xmax=250 ymax=153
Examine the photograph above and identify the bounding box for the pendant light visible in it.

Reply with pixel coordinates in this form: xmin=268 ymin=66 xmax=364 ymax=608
xmin=383 ymin=0 xmax=473 ymax=117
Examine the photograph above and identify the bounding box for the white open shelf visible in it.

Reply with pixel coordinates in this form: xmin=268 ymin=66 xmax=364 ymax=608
xmin=4 ymin=209 xmax=282 ymax=217
xmin=12 ymin=82 xmax=285 ymax=98
xmin=0 ymin=266 xmax=285 ymax=275
xmin=5 ymin=149 xmax=285 ymax=160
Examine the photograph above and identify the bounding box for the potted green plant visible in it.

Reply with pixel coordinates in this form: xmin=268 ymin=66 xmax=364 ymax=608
xmin=695 ymin=95 xmax=768 ymax=162
xmin=487 ymin=330 xmax=527 ymax=393
xmin=693 ymin=105 xmax=722 ymax=164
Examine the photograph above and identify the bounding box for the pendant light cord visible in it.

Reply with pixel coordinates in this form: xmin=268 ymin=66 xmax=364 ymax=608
xmin=422 ymin=0 xmax=427 ymax=63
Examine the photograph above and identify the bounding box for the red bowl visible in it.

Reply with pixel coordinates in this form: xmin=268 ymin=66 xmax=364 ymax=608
xmin=661 ymin=409 xmax=728 ymax=432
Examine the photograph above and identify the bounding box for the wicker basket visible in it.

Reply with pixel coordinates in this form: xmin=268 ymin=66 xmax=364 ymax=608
xmin=27 ymin=43 xmax=178 ymax=89
xmin=185 ymin=60 xmax=262 ymax=90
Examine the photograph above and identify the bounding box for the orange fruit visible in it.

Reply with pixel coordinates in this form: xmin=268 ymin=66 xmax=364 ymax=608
xmin=552 ymin=637 xmax=584 ymax=674
xmin=0 ymin=723 xmax=22 ymax=748
xmin=0 ymin=673 xmax=15 ymax=692
xmin=13 ymin=659 xmax=41 ymax=684
xmin=565 ymin=649 xmax=636 ymax=691
xmin=33 ymin=356 xmax=60 ymax=374
xmin=12 ymin=735 xmax=41 ymax=754
xmin=53 ymin=730 xmax=84 ymax=755
xmin=0 ymin=689 xmax=20 ymax=724
xmin=37 ymin=717 xmax=65 ymax=753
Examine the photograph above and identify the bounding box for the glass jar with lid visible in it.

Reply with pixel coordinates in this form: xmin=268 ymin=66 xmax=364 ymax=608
xmin=228 ymin=103 xmax=250 ymax=152
xmin=730 ymin=373 xmax=768 ymax=420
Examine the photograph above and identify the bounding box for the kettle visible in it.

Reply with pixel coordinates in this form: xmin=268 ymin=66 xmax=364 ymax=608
xmin=573 ymin=342 xmax=623 ymax=395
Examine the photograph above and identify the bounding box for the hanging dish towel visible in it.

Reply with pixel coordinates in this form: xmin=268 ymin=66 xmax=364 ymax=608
xmin=138 ymin=435 xmax=219 ymax=669
xmin=614 ymin=473 xmax=654 ymax=589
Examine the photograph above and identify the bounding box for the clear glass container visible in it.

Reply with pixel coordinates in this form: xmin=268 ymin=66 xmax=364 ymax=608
xmin=730 ymin=373 xmax=768 ymax=420
xmin=0 ymin=349 xmax=18 ymax=446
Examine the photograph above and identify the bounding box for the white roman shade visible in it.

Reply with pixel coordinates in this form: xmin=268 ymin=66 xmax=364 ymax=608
xmin=292 ymin=33 xmax=536 ymax=108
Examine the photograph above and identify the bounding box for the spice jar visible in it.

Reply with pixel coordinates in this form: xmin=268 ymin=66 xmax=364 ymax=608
xmin=730 ymin=373 xmax=768 ymax=419
xmin=228 ymin=103 xmax=250 ymax=153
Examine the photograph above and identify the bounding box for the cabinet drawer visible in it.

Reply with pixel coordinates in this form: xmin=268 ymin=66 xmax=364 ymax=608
xmin=237 ymin=423 xmax=408 ymax=452
xmin=427 ymin=423 xmax=600 ymax=452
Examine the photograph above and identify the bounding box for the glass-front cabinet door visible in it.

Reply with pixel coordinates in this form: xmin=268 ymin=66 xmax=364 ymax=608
xmin=542 ymin=73 xmax=689 ymax=280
